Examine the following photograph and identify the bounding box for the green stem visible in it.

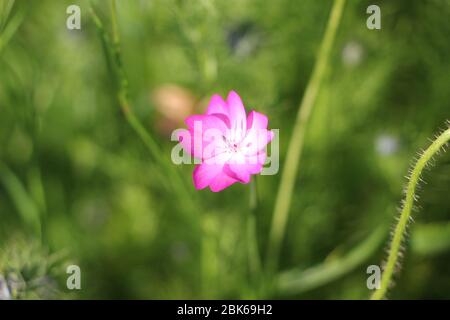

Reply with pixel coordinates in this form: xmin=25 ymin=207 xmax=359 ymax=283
xmin=267 ymin=0 xmax=346 ymax=274
xmin=108 ymin=0 xmax=160 ymax=159
xmin=88 ymin=1 xmax=163 ymax=167
xmin=371 ymin=126 xmax=450 ymax=300
xmin=0 ymin=163 xmax=42 ymax=241
xmin=90 ymin=1 xmax=198 ymax=215
xmin=248 ymin=178 xmax=262 ymax=294
xmin=0 ymin=4 xmax=23 ymax=55
xmin=277 ymin=226 xmax=386 ymax=295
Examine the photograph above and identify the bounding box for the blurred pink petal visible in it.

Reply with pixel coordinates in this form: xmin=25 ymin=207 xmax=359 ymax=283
xmin=193 ymin=163 xmax=223 ymax=190
xmin=226 ymin=91 xmax=247 ymax=141
xmin=247 ymin=110 xmax=268 ymax=130
xmin=207 ymin=94 xmax=228 ymax=116
xmin=225 ymin=163 xmax=251 ymax=183
xmin=209 ymin=172 xmax=239 ymax=192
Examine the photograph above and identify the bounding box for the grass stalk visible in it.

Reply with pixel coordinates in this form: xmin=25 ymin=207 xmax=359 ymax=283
xmin=277 ymin=226 xmax=386 ymax=295
xmin=89 ymin=1 xmax=198 ymax=208
xmin=267 ymin=0 xmax=346 ymax=274
xmin=247 ymin=178 xmax=262 ymax=295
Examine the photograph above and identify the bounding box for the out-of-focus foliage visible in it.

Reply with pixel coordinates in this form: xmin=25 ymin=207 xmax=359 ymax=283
xmin=0 ymin=0 xmax=449 ymax=299
xmin=0 ymin=237 xmax=66 ymax=299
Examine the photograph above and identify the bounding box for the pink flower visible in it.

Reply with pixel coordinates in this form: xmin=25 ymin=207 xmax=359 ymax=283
xmin=178 ymin=91 xmax=273 ymax=192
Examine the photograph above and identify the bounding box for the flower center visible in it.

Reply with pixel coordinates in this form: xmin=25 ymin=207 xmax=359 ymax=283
xmin=223 ymin=136 xmax=241 ymax=154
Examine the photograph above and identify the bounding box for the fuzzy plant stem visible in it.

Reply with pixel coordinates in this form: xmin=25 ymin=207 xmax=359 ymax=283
xmin=267 ymin=0 xmax=346 ymax=274
xmin=371 ymin=126 xmax=450 ymax=300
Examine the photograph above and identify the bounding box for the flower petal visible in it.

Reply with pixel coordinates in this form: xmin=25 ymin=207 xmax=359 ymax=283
xmin=244 ymin=153 xmax=266 ymax=174
xmin=224 ymin=163 xmax=251 ymax=184
xmin=209 ymin=171 xmax=239 ymax=192
xmin=226 ymin=91 xmax=247 ymax=141
xmin=193 ymin=163 xmax=223 ymax=190
xmin=240 ymin=129 xmax=274 ymax=156
xmin=185 ymin=114 xmax=228 ymax=134
xmin=208 ymin=112 xmax=231 ymax=128
xmin=177 ymin=129 xmax=202 ymax=159
xmin=183 ymin=114 xmax=228 ymax=159
xmin=203 ymin=150 xmax=232 ymax=165
xmin=206 ymin=94 xmax=228 ymax=116
xmin=247 ymin=110 xmax=268 ymax=130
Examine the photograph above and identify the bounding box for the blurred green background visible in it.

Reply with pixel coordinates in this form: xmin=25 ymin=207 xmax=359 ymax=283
xmin=0 ymin=0 xmax=449 ymax=299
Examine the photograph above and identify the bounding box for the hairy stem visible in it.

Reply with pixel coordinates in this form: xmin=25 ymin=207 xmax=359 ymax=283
xmin=371 ymin=126 xmax=450 ymax=300
xmin=267 ymin=0 xmax=346 ymax=274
